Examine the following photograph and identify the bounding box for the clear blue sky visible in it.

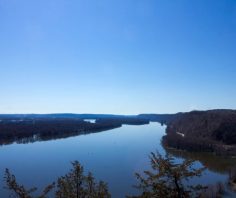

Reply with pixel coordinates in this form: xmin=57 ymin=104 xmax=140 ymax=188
xmin=0 ymin=0 xmax=235 ymax=114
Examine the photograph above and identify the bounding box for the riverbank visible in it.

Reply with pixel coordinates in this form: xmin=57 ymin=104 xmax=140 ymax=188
xmin=163 ymin=110 xmax=236 ymax=156
xmin=0 ymin=116 xmax=150 ymax=145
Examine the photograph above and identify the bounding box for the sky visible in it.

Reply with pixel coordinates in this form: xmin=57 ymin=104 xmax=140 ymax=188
xmin=0 ymin=0 xmax=235 ymax=114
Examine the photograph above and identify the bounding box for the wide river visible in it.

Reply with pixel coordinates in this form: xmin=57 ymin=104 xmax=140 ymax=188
xmin=0 ymin=122 xmax=235 ymax=197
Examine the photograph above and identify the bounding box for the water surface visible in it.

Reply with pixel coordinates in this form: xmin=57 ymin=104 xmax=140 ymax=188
xmin=0 ymin=122 xmax=235 ymax=197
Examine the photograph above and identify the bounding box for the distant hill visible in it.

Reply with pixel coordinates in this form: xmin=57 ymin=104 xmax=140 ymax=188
xmin=0 ymin=113 xmax=137 ymax=120
xmin=163 ymin=109 xmax=236 ymax=156
xmin=0 ymin=113 xmax=180 ymax=123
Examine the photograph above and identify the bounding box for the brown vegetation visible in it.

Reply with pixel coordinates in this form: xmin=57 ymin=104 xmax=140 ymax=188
xmin=0 ymin=117 xmax=149 ymax=145
xmin=164 ymin=110 xmax=236 ymax=156
xmin=0 ymin=119 xmax=122 ymax=145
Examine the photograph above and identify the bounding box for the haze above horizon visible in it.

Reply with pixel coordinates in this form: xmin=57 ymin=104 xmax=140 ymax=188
xmin=0 ymin=0 xmax=235 ymax=114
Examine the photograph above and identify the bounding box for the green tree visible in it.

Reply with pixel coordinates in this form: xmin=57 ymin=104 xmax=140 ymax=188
xmin=129 ymin=152 xmax=207 ymax=198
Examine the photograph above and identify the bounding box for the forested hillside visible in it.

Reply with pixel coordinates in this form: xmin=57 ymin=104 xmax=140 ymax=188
xmin=163 ymin=110 xmax=236 ymax=156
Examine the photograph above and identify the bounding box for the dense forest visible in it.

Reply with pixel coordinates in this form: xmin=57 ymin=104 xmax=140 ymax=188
xmin=0 ymin=118 xmax=121 ymax=145
xmin=0 ymin=116 xmax=149 ymax=145
xmin=163 ymin=110 xmax=236 ymax=156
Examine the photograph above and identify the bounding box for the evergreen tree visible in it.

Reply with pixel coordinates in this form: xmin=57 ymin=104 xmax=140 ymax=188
xmin=4 ymin=161 xmax=110 ymax=198
xmin=129 ymin=152 xmax=207 ymax=198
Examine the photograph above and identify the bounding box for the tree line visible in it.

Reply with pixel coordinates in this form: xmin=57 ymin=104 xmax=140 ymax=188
xmin=0 ymin=117 xmax=150 ymax=146
xmin=0 ymin=119 xmax=122 ymax=145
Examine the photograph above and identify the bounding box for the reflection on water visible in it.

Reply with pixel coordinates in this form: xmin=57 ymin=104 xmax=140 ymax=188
xmin=165 ymin=147 xmax=236 ymax=174
xmin=0 ymin=122 xmax=235 ymax=197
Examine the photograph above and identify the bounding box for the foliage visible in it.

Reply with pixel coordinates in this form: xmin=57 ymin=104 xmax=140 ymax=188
xmin=213 ymin=121 xmax=236 ymax=145
xmin=4 ymin=154 xmax=229 ymax=198
xmin=4 ymin=161 xmax=110 ymax=198
xmin=129 ymin=152 xmax=207 ymax=198
xmin=55 ymin=161 xmax=110 ymax=198
xmin=0 ymin=119 xmax=121 ymax=145
xmin=4 ymin=168 xmax=55 ymax=198
xmin=165 ymin=110 xmax=236 ymax=155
